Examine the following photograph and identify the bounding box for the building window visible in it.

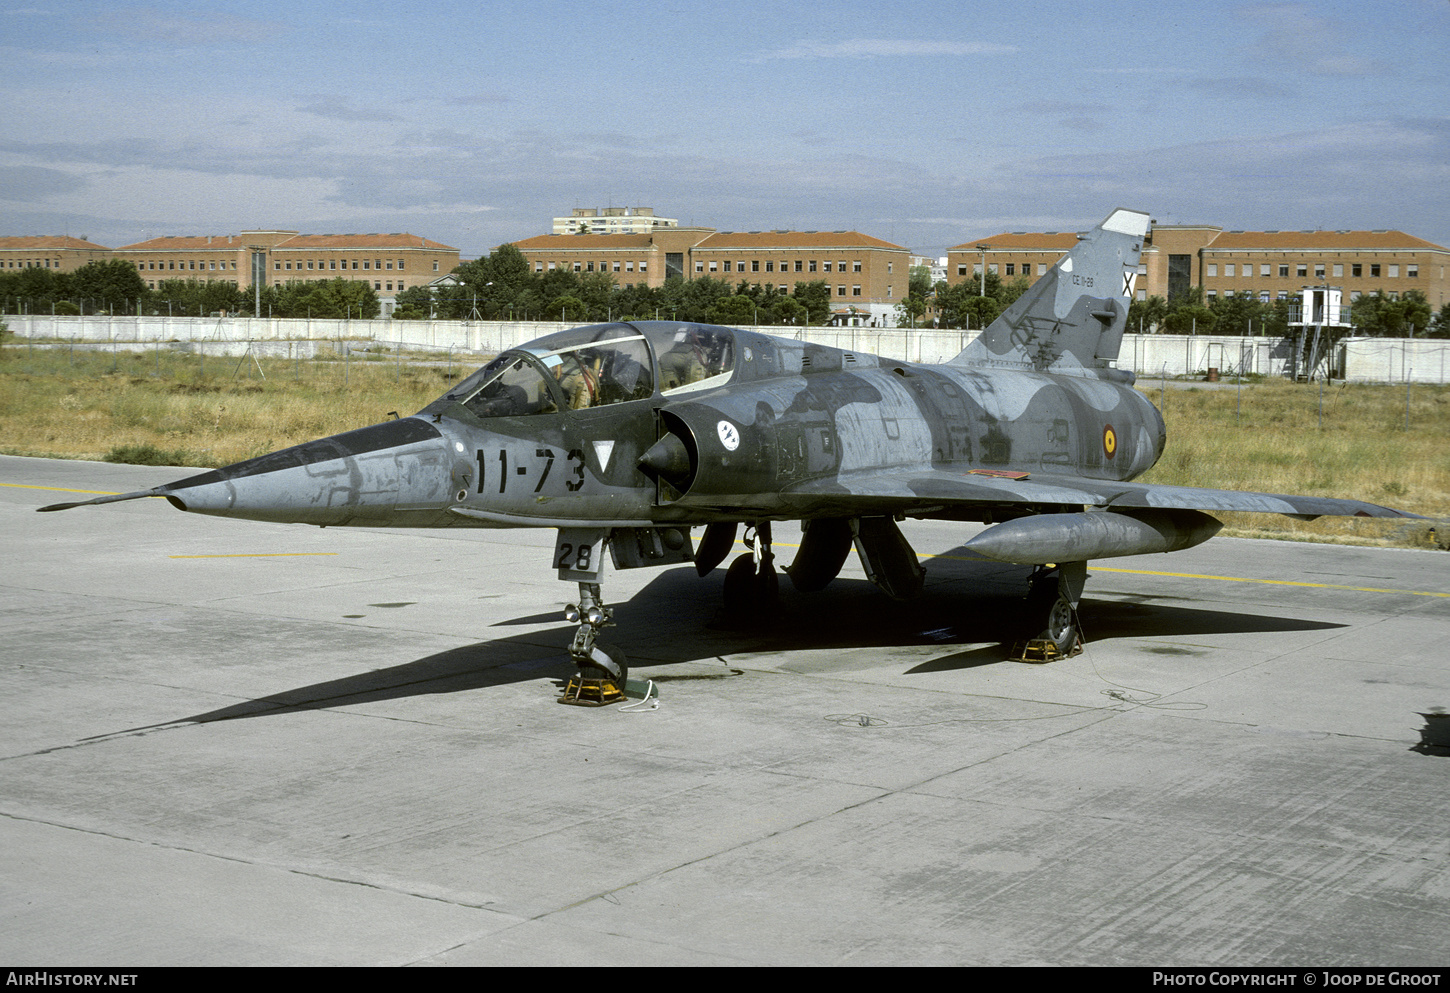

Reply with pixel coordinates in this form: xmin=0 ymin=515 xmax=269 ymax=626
xmin=1279 ymin=264 xmax=1289 ymax=277
xmin=1389 ymin=265 xmax=1399 ymax=278
xmin=1408 ymin=264 xmax=1418 ymax=278
xmin=639 ymin=262 xmax=646 ymax=272
xmin=709 ymin=261 xmax=718 ymax=272
xmin=852 ymin=285 xmax=861 ymax=296
xmin=1208 ymin=264 xmax=1219 ymax=277
xmin=765 ymin=261 xmax=774 ymax=272
xmin=723 ymin=261 xmax=731 ymax=272
xmin=694 ymin=261 xmax=702 ymax=273
xmin=1371 ymin=264 xmax=1381 ymax=277
xmin=809 ymin=261 xmax=817 ymax=272
xmin=853 ymin=261 xmax=861 ymax=273
xmin=751 ymin=260 xmax=759 ymax=272
xmin=1315 ymin=264 xmax=1325 ymax=278
xmin=795 ymin=261 xmax=803 ymax=272
xmin=837 ymin=285 xmax=846 ymax=296
xmin=1006 ymin=264 xmax=1016 ymax=276
xmin=1352 ymin=263 xmax=1362 ymax=277
xmin=958 ymin=265 xmax=967 ymax=276
xmin=1297 ymin=264 xmax=1307 ymax=277
xmin=823 ymin=261 xmax=832 ymax=272
xmin=1333 ymin=264 xmax=1343 ymax=277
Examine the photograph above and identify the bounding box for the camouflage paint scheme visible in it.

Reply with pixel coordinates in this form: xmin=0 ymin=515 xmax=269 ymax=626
xmin=41 ymin=209 xmax=1415 ymax=674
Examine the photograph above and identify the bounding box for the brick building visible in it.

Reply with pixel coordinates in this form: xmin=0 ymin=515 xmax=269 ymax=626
xmin=946 ymin=224 xmax=1450 ymax=310
xmin=511 ymin=227 xmax=910 ymax=325
xmin=111 ymin=230 xmax=459 ymax=297
xmin=0 ymin=236 xmax=113 ymax=273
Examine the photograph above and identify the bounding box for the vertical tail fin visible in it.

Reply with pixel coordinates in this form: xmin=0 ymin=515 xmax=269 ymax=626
xmin=951 ymin=208 xmax=1150 ymax=375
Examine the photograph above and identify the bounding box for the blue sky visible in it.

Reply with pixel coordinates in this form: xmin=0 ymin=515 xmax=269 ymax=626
xmin=3 ymin=0 xmax=1448 ymax=259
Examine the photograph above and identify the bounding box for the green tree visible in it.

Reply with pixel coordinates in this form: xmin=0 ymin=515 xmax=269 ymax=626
xmin=1352 ymin=290 xmax=1431 ymax=337
xmin=1206 ymin=291 xmax=1267 ymax=337
xmin=791 ymin=280 xmax=832 ymax=325
xmin=266 ymin=278 xmax=379 ymax=319
xmin=1128 ymin=294 xmax=1168 ymax=334
xmin=390 ymin=285 xmax=435 ymax=319
xmin=151 ymin=278 xmax=246 ymax=317
xmin=548 ymin=295 xmax=587 ymax=322
xmin=71 ymin=259 xmax=147 ymax=313
xmin=1429 ymin=301 xmax=1450 ymax=338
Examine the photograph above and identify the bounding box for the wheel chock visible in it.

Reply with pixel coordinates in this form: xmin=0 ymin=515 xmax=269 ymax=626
xmin=1009 ymin=637 xmax=1083 ymax=664
xmin=558 ymin=674 xmax=627 ymax=706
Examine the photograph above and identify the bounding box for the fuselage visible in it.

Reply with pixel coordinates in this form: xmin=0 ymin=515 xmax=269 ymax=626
xmin=152 ymin=321 xmax=1166 ymax=531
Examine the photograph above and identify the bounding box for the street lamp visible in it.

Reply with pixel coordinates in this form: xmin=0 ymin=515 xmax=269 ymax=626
xmin=977 ymin=244 xmax=992 ymax=298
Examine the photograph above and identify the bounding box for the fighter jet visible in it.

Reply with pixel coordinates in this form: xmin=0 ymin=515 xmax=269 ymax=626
xmin=41 ymin=208 xmax=1414 ymax=690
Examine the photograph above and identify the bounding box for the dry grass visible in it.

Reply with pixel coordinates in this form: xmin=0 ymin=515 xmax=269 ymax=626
xmin=2 ymin=345 xmax=1446 ymax=548
xmin=1140 ymin=377 xmax=1450 ymax=547
xmin=0 ymin=345 xmax=458 ymax=467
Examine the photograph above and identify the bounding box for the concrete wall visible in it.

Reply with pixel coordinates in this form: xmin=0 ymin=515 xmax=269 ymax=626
xmin=6 ymin=315 xmax=1448 ymax=383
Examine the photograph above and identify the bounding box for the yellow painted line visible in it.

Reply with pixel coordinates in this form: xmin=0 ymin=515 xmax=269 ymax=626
xmin=757 ymin=539 xmax=1447 ymax=598
xmin=1089 ymin=565 xmax=1449 ymax=599
xmin=168 ymin=553 xmax=338 ymax=559
xmin=1 ymin=482 xmax=126 ymax=495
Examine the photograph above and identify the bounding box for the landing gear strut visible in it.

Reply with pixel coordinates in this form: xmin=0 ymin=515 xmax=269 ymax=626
xmin=561 ymin=581 xmax=629 ymax=704
xmin=1015 ymin=561 xmax=1086 ymax=661
xmin=721 ymin=522 xmax=780 ymax=623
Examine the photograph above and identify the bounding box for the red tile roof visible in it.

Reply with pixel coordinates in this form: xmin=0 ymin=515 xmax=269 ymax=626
xmin=0 ymin=236 xmax=112 ymax=250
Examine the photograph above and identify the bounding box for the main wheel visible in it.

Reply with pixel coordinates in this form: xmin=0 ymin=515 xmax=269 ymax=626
xmin=722 ymin=553 xmax=758 ymax=616
xmin=1037 ymin=594 xmax=1077 ymax=655
xmin=1025 ymin=573 xmax=1077 ymax=655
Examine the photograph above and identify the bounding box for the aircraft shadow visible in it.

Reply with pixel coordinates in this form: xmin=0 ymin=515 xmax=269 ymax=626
xmin=151 ymin=553 xmax=1345 ymax=727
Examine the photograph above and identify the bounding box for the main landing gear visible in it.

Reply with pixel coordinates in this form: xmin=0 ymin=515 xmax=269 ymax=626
xmin=721 ymin=523 xmax=780 ymax=624
xmin=1014 ymin=561 xmax=1086 ymax=661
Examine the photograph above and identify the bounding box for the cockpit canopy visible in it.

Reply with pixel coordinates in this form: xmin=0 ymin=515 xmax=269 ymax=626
xmin=440 ymin=322 xmax=736 ymax=419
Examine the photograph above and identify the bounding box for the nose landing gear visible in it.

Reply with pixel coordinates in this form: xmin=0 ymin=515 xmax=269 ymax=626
xmin=560 ymin=581 xmax=629 ymax=706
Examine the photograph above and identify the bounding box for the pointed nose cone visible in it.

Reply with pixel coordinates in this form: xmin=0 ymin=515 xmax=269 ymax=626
xmin=161 ymin=418 xmax=449 ymax=525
